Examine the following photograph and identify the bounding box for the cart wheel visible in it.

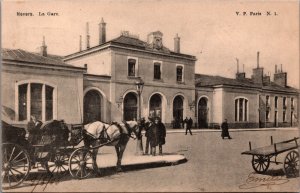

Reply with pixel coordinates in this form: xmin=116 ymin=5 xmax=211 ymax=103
xmin=252 ymin=155 xmax=270 ymax=174
xmin=284 ymin=150 xmax=299 ymax=178
xmin=45 ymin=152 xmax=69 ymax=175
xmin=69 ymin=148 xmax=95 ymax=179
xmin=2 ymin=143 xmax=31 ymax=189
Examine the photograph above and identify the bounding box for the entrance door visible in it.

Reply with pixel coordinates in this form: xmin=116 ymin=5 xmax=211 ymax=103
xmin=149 ymin=94 xmax=162 ymax=118
xmin=84 ymin=90 xmax=101 ymax=124
xmin=173 ymin=96 xmax=183 ymax=128
xmin=124 ymin=93 xmax=137 ymax=121
xmin=198 ymin=98 xmax=208 ymax=128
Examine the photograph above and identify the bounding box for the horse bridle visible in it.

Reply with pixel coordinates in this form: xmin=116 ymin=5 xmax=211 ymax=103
xmin=122 ymin=121 xmax=139 ymax=140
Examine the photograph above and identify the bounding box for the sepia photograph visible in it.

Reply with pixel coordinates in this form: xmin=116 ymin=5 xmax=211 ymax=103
xmin=1 ymin=0 xmax=299 ymax=192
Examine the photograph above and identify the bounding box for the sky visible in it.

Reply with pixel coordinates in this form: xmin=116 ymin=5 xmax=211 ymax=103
xmin=2 ymin=0 xmax=299 ymax=88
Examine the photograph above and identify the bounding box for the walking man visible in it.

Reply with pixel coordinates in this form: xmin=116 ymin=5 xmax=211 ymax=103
xmin=221 ymin=119 xmax=232 ymax=139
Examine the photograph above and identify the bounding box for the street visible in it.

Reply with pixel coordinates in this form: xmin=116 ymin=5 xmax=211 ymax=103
xmin=5 ymin=128 xmax=300 ymax=192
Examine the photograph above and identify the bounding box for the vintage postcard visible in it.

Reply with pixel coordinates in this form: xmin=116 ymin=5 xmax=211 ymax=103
xmin=1 ymin=0 xmax=299 ymax=192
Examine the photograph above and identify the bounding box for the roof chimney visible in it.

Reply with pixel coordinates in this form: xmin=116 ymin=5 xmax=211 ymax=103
xmin=275 ymin=64 xmax=277 ymax=73
xmin=40 ymin=36 xmax=47 ymax=57
xmin=174 ymin=33 xmax=180 ymax=53
xmin=257 ymin=51 xmax=260 ymax=68
xmin=236 ymin=58 xmax=239 ymax=73
xmin=79 ymin=35 xmax=82 ymax=52
xmin=274 ymin=64 xmax=287 ymax=87
xmin=252 ymin=51 xmax=263 ymax=84
xmin=86 ymin=22 xmax=90 ymax=49
xmin=236 ymin=58 xmax=246 ymax=80
xmin=99 ymin=18 xmax=106 ymax=45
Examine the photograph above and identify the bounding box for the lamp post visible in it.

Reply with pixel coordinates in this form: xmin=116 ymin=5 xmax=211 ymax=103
xmin=135 ymin=77 xmax=144 ymax=155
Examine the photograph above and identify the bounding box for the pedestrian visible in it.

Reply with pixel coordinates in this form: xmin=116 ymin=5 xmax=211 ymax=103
xmin=187 ymin=117 xmax=193 ymax=135
xmin=149 ymin=117 xmax=166 ymax=156
xmin=144 ymin=117 xmax=154 ymax=155
xmin=221 ymin=119 xmax=232 ymax=139
xmin=184 ymin=117 xmax=192 ymax=135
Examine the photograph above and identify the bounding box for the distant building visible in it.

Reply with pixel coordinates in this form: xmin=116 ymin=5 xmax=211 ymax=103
xmin=2 ymin=19 xmax=298 ymax=129
xmin=195 ymin=54 xmax=299 ymax=128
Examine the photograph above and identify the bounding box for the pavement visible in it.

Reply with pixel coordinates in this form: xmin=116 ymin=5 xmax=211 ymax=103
xmin=31 ymin=126 xmax=297 ymax=173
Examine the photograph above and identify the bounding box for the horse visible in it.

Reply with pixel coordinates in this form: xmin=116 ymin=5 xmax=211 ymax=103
xmin=82 ymin=119 xmax=144 ymax=172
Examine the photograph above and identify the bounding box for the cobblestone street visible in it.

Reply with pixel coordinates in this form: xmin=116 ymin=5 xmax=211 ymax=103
xmin=5 ymin=128 xmax=299 ymax=192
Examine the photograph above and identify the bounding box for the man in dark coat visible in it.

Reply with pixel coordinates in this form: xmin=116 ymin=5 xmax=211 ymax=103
xmin=221 ymin=119 xmax=232 ymax=139
xmin=144 ymin=117 xmax=154 ymax=155
xmin=187 ymin=117 xmax=193 ymax=135
xmin=149 ymin=117 xmax=166 ymax=156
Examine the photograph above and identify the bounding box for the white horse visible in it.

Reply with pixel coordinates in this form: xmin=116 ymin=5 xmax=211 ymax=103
xmin=83 ymin=120 xmax=141 ymax=171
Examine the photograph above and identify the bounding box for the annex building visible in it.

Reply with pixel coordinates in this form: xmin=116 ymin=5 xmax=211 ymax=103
xmin=2 ymin=19 xmax=299 ymax=129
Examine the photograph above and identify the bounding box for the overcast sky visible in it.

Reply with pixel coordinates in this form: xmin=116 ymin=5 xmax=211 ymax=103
xmin=2 ymin=0 xmax=299 ymax=88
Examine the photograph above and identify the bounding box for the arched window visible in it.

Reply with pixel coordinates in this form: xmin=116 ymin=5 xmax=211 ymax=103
xmin=235 ymin=97 xmax=248 ymax=122
xmin=17 ymin=83 xmax=55 ymax=121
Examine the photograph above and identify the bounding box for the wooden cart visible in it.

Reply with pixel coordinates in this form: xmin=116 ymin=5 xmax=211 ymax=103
xmin=241 ymin=137 xmax=299 ymax=178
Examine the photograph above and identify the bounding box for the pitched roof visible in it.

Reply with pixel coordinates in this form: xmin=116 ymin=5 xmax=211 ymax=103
xmin=65 ymin=35 xmax=196 ymax=60
xmin=195 ymin=74 xmax=258 ymax=88
xmin=195 ymin=74 xmax=299 ymax=93
xmin=2 ymin=48 xmax=77 ymax=68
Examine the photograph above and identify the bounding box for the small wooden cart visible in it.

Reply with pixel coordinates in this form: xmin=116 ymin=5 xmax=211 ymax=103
xmin=241 ymin=137 xmax=299 ymax=177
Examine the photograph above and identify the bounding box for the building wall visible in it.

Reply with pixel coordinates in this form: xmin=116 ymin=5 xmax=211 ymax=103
xmin=222 ymin=87 xmax=259 ymax=128
xmin=2 ymin=64 xmax=84 ymax=127
xmin=259 ymin=92 xmax=298 ymax=128
xmin=66 ymin=49 xmax=112 ymax=76
xmin=112 ymin=48 xmax=195 ymax=86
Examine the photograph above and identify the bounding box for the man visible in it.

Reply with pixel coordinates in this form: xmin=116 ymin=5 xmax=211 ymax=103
xmin=144 ymin=117 xmax=154 ymax=155
xmin=187 ymin=117 xmax=193 ymax=135
xmin=184 ymin=117 xmax=192 ymax=135
xmin=149 ymin=117 xmax=166 ymax=156
xmin=221 ymin=119 xmax=232 ymax=139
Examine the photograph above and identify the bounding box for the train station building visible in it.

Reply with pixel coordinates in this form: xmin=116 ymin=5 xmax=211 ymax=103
xmin=2 ymin=19 xmax=298 ymax=129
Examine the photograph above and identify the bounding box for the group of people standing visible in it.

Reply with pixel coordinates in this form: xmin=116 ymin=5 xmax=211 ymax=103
xmin=144 ymin=117 xmax=166 ymax=156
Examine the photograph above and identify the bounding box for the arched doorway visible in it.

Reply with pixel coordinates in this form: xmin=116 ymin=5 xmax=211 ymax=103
xmin=173 ymin=96 xmax=183 ymax=128
xmin=84 ymin=90 xmax=101 ymax=124
xmin=198 ymin=97 xmax=208 ymax=128
xmin=124 ymin=92 xmax=137 ymax=121
xmin=149 ymin=94 xmax=162 ymax=118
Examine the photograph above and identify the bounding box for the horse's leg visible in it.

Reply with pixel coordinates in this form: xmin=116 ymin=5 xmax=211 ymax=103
xmin=115 ymin=146 xmax=122 ymax=171
xmin=116 ymin=141 xmax=128 ymax=172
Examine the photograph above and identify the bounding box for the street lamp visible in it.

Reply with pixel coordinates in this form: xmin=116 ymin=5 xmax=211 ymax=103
xmin=135 ymin=77 xmax=144 ymax=155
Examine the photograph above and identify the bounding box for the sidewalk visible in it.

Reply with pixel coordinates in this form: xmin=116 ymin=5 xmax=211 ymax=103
xmin=163 ymin=127 xmax=299 ymax=134
xmin=96 ymin=153 xmax=187 ymax=171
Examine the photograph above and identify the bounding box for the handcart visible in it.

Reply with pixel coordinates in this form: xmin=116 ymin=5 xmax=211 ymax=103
xmin=241 ymin=137 xmax=299 ymax=178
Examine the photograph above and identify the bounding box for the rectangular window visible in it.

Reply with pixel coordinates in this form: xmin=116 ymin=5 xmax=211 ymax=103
xmin=30 ymin=83 xmax=43 ymax=120
xmin=283 ymin=97 xmax=287 ymax=108
xmin=239 ymin=98 xmax=243 ymax=121
xmin=154 ymin=63 xmax=161 ymax=80
xmin=291 ymin=98 xmax=294 ymax=109
xmin=235 ymin=99 xmax=238 ymax=121
xmin=128 ymin=59 xmax=136 ymax=77
xmin=46 ymin=85 xmax=53 ymax=121
xmin=244 ymin=100 xmax=248 ymax=121
xmin=18 ymin=84 xmax=28 ymax=121
xmin=176 ymin=66 xmax=183 ymax=82
xmin=266 ymin=95 xmax=270 ymax=107
xmin=266 ymin=111 xmax=270 ymax=122
xmin=275 ymin=96 xmax=278 ymax=108
xmin=283 ymin=111 xmax=286 ymax=122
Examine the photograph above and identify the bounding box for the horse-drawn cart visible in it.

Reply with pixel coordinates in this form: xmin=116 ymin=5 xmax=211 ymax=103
xmin=1 ymin=120 xmax=83 ymax=189
xmin=241 ymin=137 xmax=299 ymax=177
xmin=2 ymin=120 xmax=140 ymax=189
